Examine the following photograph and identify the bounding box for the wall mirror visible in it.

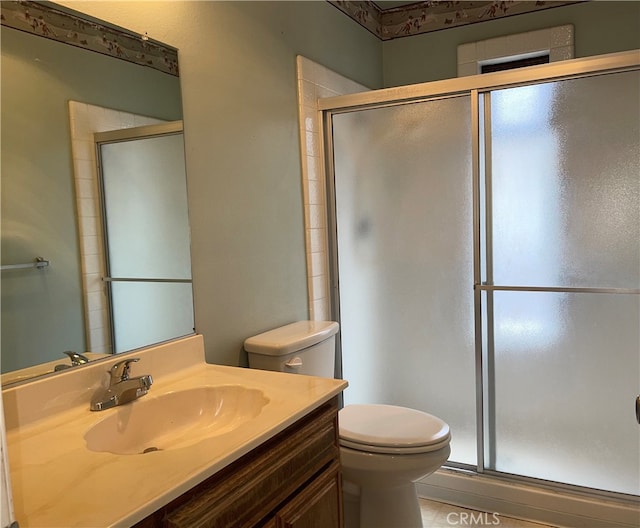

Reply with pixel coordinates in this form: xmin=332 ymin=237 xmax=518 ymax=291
xmin=1 ymin=1 xmax=194 ymax=386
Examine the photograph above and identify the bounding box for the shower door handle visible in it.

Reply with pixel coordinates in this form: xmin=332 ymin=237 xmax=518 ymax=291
xmin=636 ymin=396 xmax=640 ymax=424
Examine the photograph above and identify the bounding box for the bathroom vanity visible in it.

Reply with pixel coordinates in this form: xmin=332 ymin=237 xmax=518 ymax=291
xmin=136 ymin=398 xmax=341 ymax=527
xmin=1 ymin=335 xmax=347 ymax=527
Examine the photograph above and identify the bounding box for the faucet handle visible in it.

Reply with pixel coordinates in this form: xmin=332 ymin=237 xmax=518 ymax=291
xmin=110 ymin=358 xmax=140 ymax=383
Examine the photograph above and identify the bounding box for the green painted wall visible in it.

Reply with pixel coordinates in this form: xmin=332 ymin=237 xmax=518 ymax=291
xmin=170 ymin=1 xmax=382 ymax=366
xmin=1 ymin=26 xmax=182 ymax=373
xmin=15 ymin=0 xmax=637 ymax=371
xmin=55 ymin=0 xmax=383 ymax=367
xmin=382 ymin=1 xmax=640 ymax=86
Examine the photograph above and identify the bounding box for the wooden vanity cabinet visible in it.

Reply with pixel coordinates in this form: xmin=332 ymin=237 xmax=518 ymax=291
xmin=135 ymin=397 xmax=343 ymax=528
xmin=264 ymin=460 xmax=341 ymax=528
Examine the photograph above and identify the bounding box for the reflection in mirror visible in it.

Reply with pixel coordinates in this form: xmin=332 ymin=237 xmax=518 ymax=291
xmin=1 ymin=1 xmax=193 ymax=386
xmin=96 ymin=123 xmax=193 ymax=353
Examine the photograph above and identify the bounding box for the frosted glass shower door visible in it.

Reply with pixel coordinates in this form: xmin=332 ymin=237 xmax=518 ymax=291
xmin=332 ymin=96 xmax=476 ymax=464
xmin=485 ymin=71 xmax=640 ymax=495
xmin=99 ymin=127 xmax=194 ymax=353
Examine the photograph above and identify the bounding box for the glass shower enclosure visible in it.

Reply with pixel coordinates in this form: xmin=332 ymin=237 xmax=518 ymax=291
xmin=325 ymin=52 xmax=639 ymax=498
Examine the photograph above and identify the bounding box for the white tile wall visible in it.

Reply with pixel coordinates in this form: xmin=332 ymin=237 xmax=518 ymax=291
xmin=295 ymin=56 xmax=369 ymax=321
xmin=457 ymin=25 xmax=574 ymax=76
xmin=68 ymin=101 xmax=163 ymax=353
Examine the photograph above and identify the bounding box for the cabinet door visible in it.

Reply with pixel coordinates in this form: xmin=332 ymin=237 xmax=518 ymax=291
xmin=274 ymin=462 xmax=342 ymax=528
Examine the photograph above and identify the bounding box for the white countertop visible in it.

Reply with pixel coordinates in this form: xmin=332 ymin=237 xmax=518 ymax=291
xmin=3 ymin=335 xmax=347 ymax=527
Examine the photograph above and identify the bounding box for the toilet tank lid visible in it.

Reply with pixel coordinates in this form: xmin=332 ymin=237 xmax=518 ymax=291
xmin=244 ymin=321 xmax=339 ymax=356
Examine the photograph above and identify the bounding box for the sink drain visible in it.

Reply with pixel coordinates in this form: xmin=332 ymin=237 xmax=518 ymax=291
xmin=142 ymin=446 xmax=162 ymax=454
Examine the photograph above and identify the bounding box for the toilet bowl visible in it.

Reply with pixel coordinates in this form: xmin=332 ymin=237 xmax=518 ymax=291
xmin=339 ymin=404 xmax=451 ymax=528
xmin=244 ymin=322 xmax=451 ymax=528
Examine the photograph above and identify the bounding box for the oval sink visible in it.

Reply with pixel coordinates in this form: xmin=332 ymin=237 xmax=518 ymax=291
xmin=84 ymin=385 xmax=269 ymax=455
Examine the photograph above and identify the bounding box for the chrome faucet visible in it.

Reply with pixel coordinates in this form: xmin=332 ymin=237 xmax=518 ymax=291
xmin=54 ymin=350 xmax=91 ymax=371
xmin=90 ymin=358 xmax=153 ymax=411
xmin=65 ymin=350 xmax=90 ymax=365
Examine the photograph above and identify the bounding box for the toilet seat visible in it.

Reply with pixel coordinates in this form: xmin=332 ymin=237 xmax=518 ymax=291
xmin=339 ymin=404 xmax=451 ymax=454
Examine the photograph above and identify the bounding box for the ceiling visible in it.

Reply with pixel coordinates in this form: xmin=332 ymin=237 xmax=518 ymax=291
xmin=329 ymin=1 xmax=584 ymax=40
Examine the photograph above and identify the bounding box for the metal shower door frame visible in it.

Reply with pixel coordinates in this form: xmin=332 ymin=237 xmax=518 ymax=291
xmin=321 ymin=50 xmax=640 ymax=501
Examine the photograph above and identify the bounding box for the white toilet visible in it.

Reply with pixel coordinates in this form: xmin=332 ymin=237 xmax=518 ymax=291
xmin=244 ymin=321 xmax=451 ymax=528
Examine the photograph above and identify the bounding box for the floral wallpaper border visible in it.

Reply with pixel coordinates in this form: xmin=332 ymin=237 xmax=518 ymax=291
xmin=0 ymin=1 xmax=179 ymax=76
xmin=329 ymin=1 xmax=584 ymax=40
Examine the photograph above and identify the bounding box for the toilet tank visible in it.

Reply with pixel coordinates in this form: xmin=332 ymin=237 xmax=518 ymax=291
xmin=244 ymin=321 xmax=339 ymax=378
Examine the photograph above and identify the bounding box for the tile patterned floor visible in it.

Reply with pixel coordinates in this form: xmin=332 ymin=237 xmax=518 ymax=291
xmin=419 ymin=498 xmax=556 ymax=528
